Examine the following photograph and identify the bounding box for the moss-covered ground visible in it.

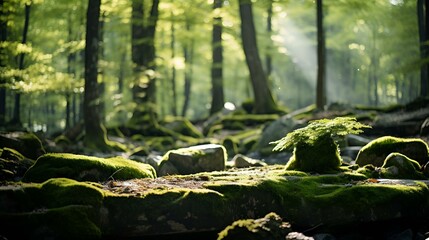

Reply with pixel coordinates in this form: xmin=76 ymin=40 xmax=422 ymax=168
xmin=2 ymin=165 xmax=428 ymax=239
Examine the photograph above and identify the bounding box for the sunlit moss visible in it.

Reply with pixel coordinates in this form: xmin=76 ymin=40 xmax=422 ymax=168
xmin=22 ymin=153 xmax=156 ymax=183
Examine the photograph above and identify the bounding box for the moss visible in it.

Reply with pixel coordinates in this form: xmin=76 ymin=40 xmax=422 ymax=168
xmin=272 ymin=117 xmax=370 ymax=173
xmin=0 ymin=131 xmax=46 ymax=160
xmin=1 ymin=147 xmax=25 ymax=161
xmin=217 ymin=212 xmax=292 ymax=240
xmin=285 ymin=134 xmax=342 ymax=173
xmin=355 ymin=136 xmax=429 ymax=167
xmin=0 ymin=205 xmax=101 ymax=240
xmin=22 ymin=153 xmax=156 ymax=183
xmin=161 ymin=116 xmax=204 ymax=138
xmin=380 ymin=153 xmax=426 ymax=180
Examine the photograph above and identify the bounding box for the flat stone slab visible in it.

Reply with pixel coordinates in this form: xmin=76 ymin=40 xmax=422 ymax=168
xmin=1 ymin=165 xmax=429 ymax=239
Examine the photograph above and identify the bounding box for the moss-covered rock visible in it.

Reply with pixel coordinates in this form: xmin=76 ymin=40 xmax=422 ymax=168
xmin=380 ymin=153 xmax=426 ymax=180
xmin=217 ymin=212 xmax=292 ymax=240
xmin=1 ymin=166 xmax=429 ymax=239
xmin=0 ymin=178 xmax=103 ymax=239
xmin=0 ymin=131 xmax=45 ymax=160
xmin=355 ymin=136 xmax=429 ymax=167
xmin=285 ymin=134 xmax=342 ymax=173
xmin=158 ymin=144 xmax=227 ymax=176
xmin=0 ymin=147 xmax=35 ymax=181
xmin=22 ymin=153 xmax=156 ymax=183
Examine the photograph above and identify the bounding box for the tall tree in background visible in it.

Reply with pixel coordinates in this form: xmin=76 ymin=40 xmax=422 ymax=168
xmin=418 ymin=0 xmax=429 ymax=97
xmin=170 ymin=14 xmax=177 ymax=116
xmin=265 ymin=0 xmax=273 ymax=78
xmin=83 ymin=0 xmax=111 ymax=150
xmin=129 ymin=0 xmax=160 ymax=125
xmin=316 ymin=0 xmax=326 ymax=110
xmin=210 ymin=0 xmax=225 ymax=114
xmin=10 ymin=2 xmax=31 ymax=126
xmin=0 ymin=0 xmax=7 ymax=125
xmin=181 ymin=19 xmax=194 ymax=117
xmin=238 ymin=0 xmax=278 ymax=114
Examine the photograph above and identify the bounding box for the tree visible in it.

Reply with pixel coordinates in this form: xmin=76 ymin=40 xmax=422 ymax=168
xmin=129 ymin=0 xmax=160 ymax=125
xmin=238 ymin=0 xmax=278 ymax=114
xmin=83 ymin=0 xmax=116 ymax=151
xmin=10 ymin=2 xmax=31 ymax=126
xmin=181 ymin=18 xmax=194 ymax=117
xmin=210 ymin=0 xmax=225 ymax=114
xmin=418 ymin=0 xmax=429 ymax=97
xmin=316 ymin=0 xmax=326 ymax=110
xmin=0 ymin=0 xmax=7 ymax=125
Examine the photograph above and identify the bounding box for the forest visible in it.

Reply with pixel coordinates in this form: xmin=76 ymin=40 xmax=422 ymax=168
xmin=1 ymin=0 xmax=429 ymax=239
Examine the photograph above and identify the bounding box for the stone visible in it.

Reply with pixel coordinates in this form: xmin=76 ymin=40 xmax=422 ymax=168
xmin=380 ymin=153 xmax=425 ymax=180
xmin=158 ymin=144 xmax=227 ymax=176
xmin=22 ymin=153 xmax=156 ymax=183
xmin=0 ymin=132 xmax=45 ymax=160
xmin=217 ymin=212 xmax=292 ymax=240
xmin=232 ymin=154 xmax=267 ymax=168
xmin=355 ymin=136 xmax=429 ymax=167
xmin=0 ymin=148 xmax=35 ymax=181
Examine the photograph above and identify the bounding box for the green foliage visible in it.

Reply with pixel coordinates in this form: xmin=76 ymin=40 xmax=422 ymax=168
xmin=271 ymin=117 xmax=371 ymax=152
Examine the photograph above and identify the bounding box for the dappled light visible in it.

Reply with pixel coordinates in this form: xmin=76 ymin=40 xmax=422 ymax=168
xmin=1 ymin=0 xmax=429 ymax=239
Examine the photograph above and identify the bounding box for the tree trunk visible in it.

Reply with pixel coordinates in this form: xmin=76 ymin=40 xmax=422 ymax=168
xmin=238 ymin=0 xmax=278 ymax=114
xmin=181 ymin=20 xmax=194 ymax=117
xmin=266 ymin=0 xmax=273 ymax=78
xmin=316 ymin=0 xmax=326 ymax=110
xmin=129 ymin=0 xmax=160 ymax=125
xmin=170 ymin=17 xmax=177 ymax=116
xmin=0 ymin=0 xmax=7 ymax=125
xmin=11 ymin=3 xmax=31 ymax=126
xmin=83 ymin=0 xmax=108 ymax=150
xmin=418 ymin=0 xmax=429 ymax=97
xmin=210 ymin=0 xmax=225 ymax=114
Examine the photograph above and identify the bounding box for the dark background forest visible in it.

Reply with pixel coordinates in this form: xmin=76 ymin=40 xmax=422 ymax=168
xmin=0 ymin=0 xmax=428 ymax=142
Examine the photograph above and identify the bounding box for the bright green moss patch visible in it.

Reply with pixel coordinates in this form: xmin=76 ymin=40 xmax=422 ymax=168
xmin=22 ymin=153 xmax=156 ymax=183
xmin=380 ymin=153 xmax=426 ymax=180
xmin=356 ymin=136 xmax=429 ymax=167
xmin=272 ymin=117 xmax=371 ymax=173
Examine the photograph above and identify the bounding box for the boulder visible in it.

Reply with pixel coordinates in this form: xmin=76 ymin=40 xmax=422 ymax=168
xmin=158 ymin=144 xmax=226 ymax=176
xmin=218 ymin=212 xmax=293 ymax=240
xmin=0 ymin=132 xmax=45 ymax=160
xmin=0 ymin=147 xmax=35 ymax=181
xmin=232 ymin=154 xmax=267 ymax=168
xmin=380 ymin=153 xmax=425 ymax=180
xmin=22 ymin=153 xmax=156 ymax=183
xmin=355 ymin=136 xmax=429 ymax=167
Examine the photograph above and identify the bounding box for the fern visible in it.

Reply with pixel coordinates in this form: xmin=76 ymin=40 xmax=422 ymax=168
xmin=271 ymin=117 xmax=371 ymax=152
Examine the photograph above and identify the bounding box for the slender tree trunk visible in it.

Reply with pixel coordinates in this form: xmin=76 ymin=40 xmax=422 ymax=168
xmin=129 ymin=0 xmax=160 ymax=124
xmin=418 ymin=0 xmax=429 ymax=97
xmin=238 ymin=0 xmax=278 ymax=114
xmin=181 ymin=20 xmax=194 ymax=117
xmin=83 ymin=0 xmax=108 ymax=150
xmin=210 ymin=0 xmax=225 ymax=114
xmin=266 ymin=0 xmax=273 ymax=78
xmin=65 ymin=13 xmax=76 ymax=130
xmin=170 ymin=17 xmax=177 ymax=116
xmin=316 ymin=0 xmax=326 ymax=110
xmin=11 ymin=3 xmax=31 ymax=126
xmin=0 ymin=0 xmax=7 ymax=125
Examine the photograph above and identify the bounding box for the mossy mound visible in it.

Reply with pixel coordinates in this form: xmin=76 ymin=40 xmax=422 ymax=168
xmin=0 ymin=131 xmax=45 ymax=160
xmin=22 ymin=153 xmax=156 ymax=183
xmin=2 ymin=166 xmax=429 ymax=239
xmin=285 ymin=134 xmax=342 ymax=173
xmin=217 ymin=212 xmax=292 ymax=240
xmin=380 ymin=153 xmax=426 ymax=180
xmin=355 ymin=136 xmax=429 ymax=167
xmin=0 ymin=178 xmax=103 ymax=239
xmin=0 ymin=147 xmax=35 ymax=181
